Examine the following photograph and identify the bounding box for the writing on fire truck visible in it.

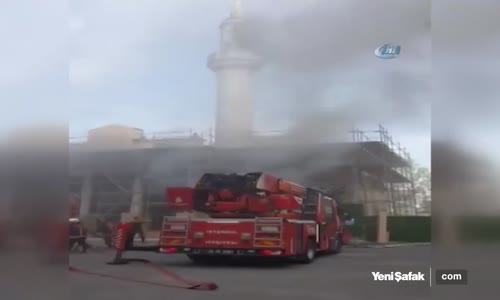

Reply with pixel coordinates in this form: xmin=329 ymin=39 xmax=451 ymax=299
xmin=116 ymin=172 xmax=354 ymax=264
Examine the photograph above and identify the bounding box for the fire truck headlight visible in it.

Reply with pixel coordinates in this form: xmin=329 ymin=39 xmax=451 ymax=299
xmin=260 ymin=226 xmax=280 ymax=233
xmin=194 ymin=232 xmax=204 ymax=239
xmin=241 ymin=233 xmax=251 ymax=241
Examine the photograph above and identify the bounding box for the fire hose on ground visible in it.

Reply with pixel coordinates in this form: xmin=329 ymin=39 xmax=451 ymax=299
xmin=69 ymin=223 xmax=218 ymax=291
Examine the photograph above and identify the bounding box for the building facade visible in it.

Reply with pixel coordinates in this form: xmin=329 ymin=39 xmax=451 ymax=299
xmin=70 ymin=124 xmax=417 ymax=229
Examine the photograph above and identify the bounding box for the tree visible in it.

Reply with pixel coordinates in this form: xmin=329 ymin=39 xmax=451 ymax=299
xmin=413 ymin=165 xmax=431 ymax=215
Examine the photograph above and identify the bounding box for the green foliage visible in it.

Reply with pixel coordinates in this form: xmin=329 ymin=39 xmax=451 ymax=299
xmin=458 ymin=216 xmax=500 ymax=242
xmin=362 ymin=216 xmax=431 ymax=242
xmin=387 ymin=216 xmax=431 ymax=242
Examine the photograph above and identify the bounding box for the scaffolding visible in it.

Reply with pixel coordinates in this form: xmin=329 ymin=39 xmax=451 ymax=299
xmin=351 ymin=124 xmax=417 ymax=216
xmin=70 ymin=174 xmax=136 ymax=222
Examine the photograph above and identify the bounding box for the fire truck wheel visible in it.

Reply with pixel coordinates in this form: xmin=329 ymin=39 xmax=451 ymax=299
xmin=299 ymin=240 xmax=316 ymax=264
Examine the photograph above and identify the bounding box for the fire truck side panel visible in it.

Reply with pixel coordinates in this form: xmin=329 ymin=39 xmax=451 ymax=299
xmin=301 ymin=222 xmax=318 ymax=253
xmin=312 ymin=196 xmax=342 ymax=251
xmin=282 ymin=222 xmax=295 ymax=255
xmin=294 ymin=223 xmax=304 ymax=256
xmin=282 ymin=221 xmax=311 ymax=256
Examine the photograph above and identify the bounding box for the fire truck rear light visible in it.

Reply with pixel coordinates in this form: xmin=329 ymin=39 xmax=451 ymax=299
xmin=260 ymin=249 xmax=282 ymax=256
xmin=241 ymin=233 xmax=251 ymax=240
xmin=160 ymin=247 xmax=178 ymax=254
xmin=194 ymin=232 xmax=204 ymax=239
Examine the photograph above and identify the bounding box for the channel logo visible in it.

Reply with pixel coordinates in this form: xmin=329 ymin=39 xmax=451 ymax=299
xmin=374 ymin=44 xmax=401 ymax=59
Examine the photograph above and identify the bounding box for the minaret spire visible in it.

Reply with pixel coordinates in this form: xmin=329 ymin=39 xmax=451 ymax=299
xmin=208 ymin=0 xmax=262 ymax=147
xmin=231 ymin=0 xmax=242 ymax=18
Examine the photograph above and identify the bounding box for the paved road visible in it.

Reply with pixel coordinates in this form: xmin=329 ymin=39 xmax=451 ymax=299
xmin=70 ymin=245 xmax=431 ymax=300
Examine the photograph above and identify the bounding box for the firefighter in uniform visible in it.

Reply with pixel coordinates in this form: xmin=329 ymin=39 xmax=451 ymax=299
xmin=69 ymin=218 xmax=89 ymax=253
xmin=132 ymin=216 xmax=146 ymax=243
xmin=121 ymin=216 xmax=146 ymax=250
xmin=96 ymin=217 xmax=114 ymax=248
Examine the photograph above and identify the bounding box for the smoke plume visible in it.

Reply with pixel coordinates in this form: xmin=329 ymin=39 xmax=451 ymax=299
xmin=237 ymin=0 xmax=429 ymax=71
xmin=235 ymin=0 xmax=431 ymax=140
xmin=147 ymin=1 xmax=432 ymax=187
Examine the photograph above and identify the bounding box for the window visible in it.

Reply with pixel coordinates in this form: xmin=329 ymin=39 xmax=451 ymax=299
xmin=323 ymin=197 xmax=333 ymax=222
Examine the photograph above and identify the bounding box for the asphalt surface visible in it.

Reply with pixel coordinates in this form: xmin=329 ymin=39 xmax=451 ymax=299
xmin=70 ymin=243 xmax=431 ymax=300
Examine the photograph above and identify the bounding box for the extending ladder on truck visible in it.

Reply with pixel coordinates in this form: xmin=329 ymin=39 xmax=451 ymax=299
xmin=160 ymin=217 xmax=190 ymax=247
xmin=253 ymin=217 xmax=283 ymax=248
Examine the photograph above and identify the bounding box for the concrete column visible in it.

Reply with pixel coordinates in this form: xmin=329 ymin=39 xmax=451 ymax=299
xmin=79 ymin=175 xmax=92 ymax=217
xmin=130 ymin=176 xmax=144 ymax=217
xmin=377 ymin=211 xmax=389 ymax=243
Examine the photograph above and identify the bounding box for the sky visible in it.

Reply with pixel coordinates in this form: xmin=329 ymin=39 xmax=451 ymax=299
xmin=0 ymin=1 xmax=66 ymax=129
xmin=1 ymin=0 xmax=432 ymax=168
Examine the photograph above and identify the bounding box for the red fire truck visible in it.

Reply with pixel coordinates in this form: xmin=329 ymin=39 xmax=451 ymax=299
xmin=156 ymin=172 xmax=352 ymax=263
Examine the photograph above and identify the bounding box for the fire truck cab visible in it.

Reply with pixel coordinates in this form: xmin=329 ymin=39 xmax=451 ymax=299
xmin=160 ymin=172 xmax=351 ymax=263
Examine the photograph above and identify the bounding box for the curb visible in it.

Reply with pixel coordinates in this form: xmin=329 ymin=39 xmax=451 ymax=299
xmin=347 ymin=242 xmax=431 ymax=248
xmin=86 ymin=238 xmax=430 ymax=248
xmin=382 ymin=242 xmax=430 ymax=248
